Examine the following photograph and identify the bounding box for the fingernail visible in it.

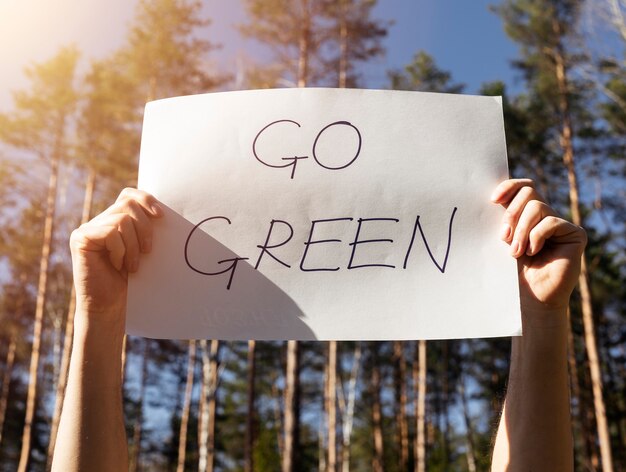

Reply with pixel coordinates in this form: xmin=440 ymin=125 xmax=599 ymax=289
xmin=526 ymin=244 xmax=533 ymax=256
xmin=150 ymin=203 xmax=163 ymax=216
xmin=500 ymin=224 xmax=511 ymax=241
xmin=142 ymin=237 xmax=152 ymax=252
xmin=510 ymin=240 xmax=520 ymax=257
xmin=490 ymin=191 xmax=500 ymax=202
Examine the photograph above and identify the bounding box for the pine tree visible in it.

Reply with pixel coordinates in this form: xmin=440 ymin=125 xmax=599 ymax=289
xmin=324 ymin=0 xmax=388 ymax=87
xmin=240 ymin=0 xmax=330 ymax=87
xmin=121 ymin=0 xmax=224 ymax=105
xmin=0 ymin=46 xmax=80 ymax=472
xmin=496 ymin=1 xmax=614 ymax=469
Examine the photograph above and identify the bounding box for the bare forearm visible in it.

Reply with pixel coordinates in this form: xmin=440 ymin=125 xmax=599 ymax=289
xmin=52 ymin=307 xmax=128 ymax=472
xmin=492 ymin=307 xmax=573 ymax=471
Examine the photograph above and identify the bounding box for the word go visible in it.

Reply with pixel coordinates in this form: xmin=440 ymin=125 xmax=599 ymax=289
xmin=252 ymin=119 xmax=362 ymax=179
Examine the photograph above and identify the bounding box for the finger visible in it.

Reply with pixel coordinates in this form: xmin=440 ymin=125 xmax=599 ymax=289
xmin=105 ymin=227 xmax=126 ymax=272
xmin=116 ymin=187 xmax=164 ymax=217
xmin=490 ymin=178 xmax=535 ymax=204
xmin=71 ymin=224 xmax=126 ymax=271
xmin=118 ymin=198 xmax=153 ymax=253
xmin=94 ymin=188 xmax=163 ymax=221
xmin=501 ymin=186 xmax=545 ymax=243
xmin=118 ymin=213 xmax=141 ymax=272
xmin=510 ymin=200 xmax=556 ymax=258
xmin=95 ymin=213 xmax=141 ymax=272
xmin=527 ymin=216 xmax=587 ymax=256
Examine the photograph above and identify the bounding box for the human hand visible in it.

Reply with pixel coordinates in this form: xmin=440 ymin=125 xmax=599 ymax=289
xmin=69 ymin=188 xmax=163 ymax=330
xmin=491 ymin=179 xmax=587 ymax=313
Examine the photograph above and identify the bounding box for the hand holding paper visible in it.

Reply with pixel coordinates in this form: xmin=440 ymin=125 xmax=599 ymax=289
xmin=491 ymin=178 xmax=587 ymax=315
xmin=70 ymin=188 xmax=163 ymax=325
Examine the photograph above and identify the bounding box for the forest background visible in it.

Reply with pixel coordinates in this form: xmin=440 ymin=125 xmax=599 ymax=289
xmin=0 ymin=0 xmax=624 ymax=471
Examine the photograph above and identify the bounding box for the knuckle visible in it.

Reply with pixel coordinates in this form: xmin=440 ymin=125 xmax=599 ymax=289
xmin=119 ymin=213 xmax=133 ymax=227
xmin=120 ymin=186 xmax=135 ymax=197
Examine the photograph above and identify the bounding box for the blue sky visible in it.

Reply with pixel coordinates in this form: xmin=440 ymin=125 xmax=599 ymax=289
xmin=0 ymin=0 xmax=520 ymax=109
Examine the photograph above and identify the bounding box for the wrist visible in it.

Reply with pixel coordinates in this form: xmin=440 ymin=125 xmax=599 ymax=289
xmin=520 ymin=299 xmax=569 ymax=330
xmin=74 ymin=304 xmax=126 ymax=352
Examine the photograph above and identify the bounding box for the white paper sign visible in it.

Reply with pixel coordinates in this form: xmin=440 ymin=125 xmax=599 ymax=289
xmin=127 ymin=88 xmax=521 ymax=341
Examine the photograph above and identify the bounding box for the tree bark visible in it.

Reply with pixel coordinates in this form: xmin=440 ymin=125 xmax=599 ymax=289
xmin=338 ymin=0 xmax=348 ymax=88
xmin=552 ymin=25 xmax=613 ymax=471
xmin=371 ymin=344 xmax=384 ymax=472
xmin=297 ymin=0 xmax=311 ymax=87
xmin=0 ymin=336 xmax=16 ymax=448
xmin=321 ymin=359 xmax=328 ymax=472
xmin=18 ymin=153 xmax=60 ymax=472
xmin=198 ymin=340 xmax=209 ymax=472
xmin=393 ymin=341 xmax=409 ymax=470
xmin=328 ymin=341 xmax=337 ymax=472
xmin=413 ymin=340 xmax=426 ymax=472
xmin=245 ymin=339 xmax=256 ymax=472
xmin=206 ymin=340 xmax=220 ymax=472
xmin=458 ymin=379 xmax=476 ymax=472
xmin=47 ymin=169 xmax=96 ymax=469
xmin=567 ymin=308 xmax=598 ymax=470
xmin=441 ymin=342 xmax=450 ymax=469
xmin=282 ymin=340 xmax=300 ymax=472
xmin=340 ymin=343 xmax=361 ymax=472
xmin=176 ymin=340 xmax=196 ymax=472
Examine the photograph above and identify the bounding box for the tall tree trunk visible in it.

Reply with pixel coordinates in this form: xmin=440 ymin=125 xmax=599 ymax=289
xmin=393 ymin=341 xmax=409 ymax=470
xmin=371 ymin=344 xmax=384 ymax=472
xmin=198 ymin=340 xmax=209 ymax=472
xmin=47 ymin=169 xmax=96 ymax=468
xmin=458 ymin=378 xmax=476 ymax=472
xmin=0 ymin=336 xmax=16 ymax=448
xmin=567 ymin=308 xmax=598 ymax=470
xmin=338 ymin=0 xmax=348 ymax=89
xmin=176 ymin=340 xmax=196 ymax=472
xmin=283 ymin=340 xmax=300 ymax=472
xmin=328 ymin=341 xmax=337 ymax=472
xmin=297 ymin=0 xmax=311 ymax=88
xmin=206 ymin=340 xmax=220 ymax=472
xmin=130 ymin=341 xmax=149 ymax=472
xmin=552 ymin=28 xmax=614 ymax=472
xmin=245 ymin=340 xmax=256 ymax=472
xmin=321 ymin=360 xmax=328 ymax=472
xmin=121 ymin=334 xmax=128 ymax=381
xmin=340 ymin=343 xmax=361 ymax=472
xmin=18 ymin=153 xmax=60 ymax=472
xmin=441 ymin=342 xmax=450 ymax=468
xmin=413 ymin=340 xmax=426 ymax=472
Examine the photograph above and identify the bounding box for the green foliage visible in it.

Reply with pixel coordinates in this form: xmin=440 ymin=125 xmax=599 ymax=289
xmin=121 ymin=0 xmax=225 ymax=102
xmin=323 ymin=0 xmax=389 ymax=87
xmin=0 ymin=46 xmax=80 ymax=160
xmin=389 ymin=51 xmax=464 ymax=93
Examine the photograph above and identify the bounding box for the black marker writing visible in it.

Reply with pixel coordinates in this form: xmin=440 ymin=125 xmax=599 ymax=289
xmin=252 ymin=119 xmax=362 ymax=179
xmin=348 ymin=217 xmax=399 ymax=269
xmin=403 ymin=207 xmax=458 ymax=273
xmin=255 ymin=219 xmax=294 ymax=270
xmin=300 ymin=217 xmax=354 ymax=272
xmin=185 ymin=208 xmax=458 ymax=289
xmin=312 ymin=121 xmax=362 ymax=170
xmin=252 ymin=119 xmax=307 ymax=180
xmin=184 ymin=216 xmax=249 ymax=290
